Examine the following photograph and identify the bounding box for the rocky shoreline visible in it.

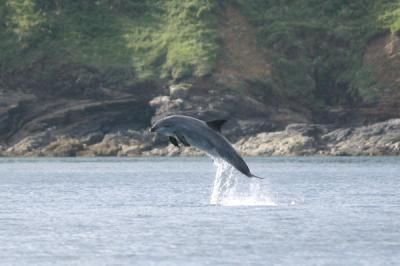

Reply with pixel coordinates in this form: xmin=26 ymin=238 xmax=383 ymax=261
xmin=1 ymin=83 xmax=399 ymax=157
xmin=2 ymin=118 xmax=399 ymax=157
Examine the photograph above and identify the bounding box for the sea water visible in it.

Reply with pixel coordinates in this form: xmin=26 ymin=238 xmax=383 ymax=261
xmin=0 ymin=157 xmax=399 ymax=265
xmin=210 ymin=157 xmax=275 ymax=206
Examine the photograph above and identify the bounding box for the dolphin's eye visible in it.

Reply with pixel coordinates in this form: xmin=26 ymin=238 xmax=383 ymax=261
xmin=164 ymin=124 xmax=171 ymax=128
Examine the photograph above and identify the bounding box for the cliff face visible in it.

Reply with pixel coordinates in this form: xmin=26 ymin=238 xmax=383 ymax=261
xmin=361 ymin=31 xmax=400 ymax=120
xmin=0 ymin=1 xmax=399 ymax=156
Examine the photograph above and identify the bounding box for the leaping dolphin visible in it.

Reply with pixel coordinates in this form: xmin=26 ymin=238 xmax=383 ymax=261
xmin=150 ymin=115 xmax=263 ymax=179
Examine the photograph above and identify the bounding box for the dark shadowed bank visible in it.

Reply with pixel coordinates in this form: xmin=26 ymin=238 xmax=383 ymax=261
xmin=0 ymin=1 xmax=399 ymax=156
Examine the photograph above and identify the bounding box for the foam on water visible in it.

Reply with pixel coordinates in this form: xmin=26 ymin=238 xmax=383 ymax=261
xmin=210 ymin=157 xmax=276 ymax=206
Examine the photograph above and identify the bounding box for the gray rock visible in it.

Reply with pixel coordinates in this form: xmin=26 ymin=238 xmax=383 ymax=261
xmin=324 ymin=119 xmax=400 ymax=155
xmin=81 ymin=132 xmax=104 ymax=145
xmin=43 ymin=137 xmax=84 ymax=156
xmin=233 ymin=119 xmax=400 ymax=156
xmin=5 ymin=131 xmax=56 ymax=156
xmin=286 ymin=123 xmax=329 ymax=136
xmin=235 ymin=130 xmax=317 ymax=156
xmin=169 ymin=84 xmax=192 ymax=99
xmin=321 ymin=128 xmax=353 ymax=143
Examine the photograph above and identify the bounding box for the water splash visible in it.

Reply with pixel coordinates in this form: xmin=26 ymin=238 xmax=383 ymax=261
xmin=210 ymin=157 xmax=276 ymax=206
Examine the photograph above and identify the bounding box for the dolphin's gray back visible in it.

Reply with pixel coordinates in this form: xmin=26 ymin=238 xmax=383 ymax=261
xmin=169 ymin=116 xmax=252 ymax=177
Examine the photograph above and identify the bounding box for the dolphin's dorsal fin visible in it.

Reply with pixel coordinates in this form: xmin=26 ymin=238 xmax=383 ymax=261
xmin=169 ymin=136 xmax=179 ymax=147
xmin=206 ymin=119 xmax=227 ymax=132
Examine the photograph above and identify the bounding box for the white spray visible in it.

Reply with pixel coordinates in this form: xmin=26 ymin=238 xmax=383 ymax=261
xmin=210 ymin=157 xmax=276 ymax=206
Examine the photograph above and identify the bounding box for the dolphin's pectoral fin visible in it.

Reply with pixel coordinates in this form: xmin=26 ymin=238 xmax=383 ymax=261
xmin=169 ymin=136 xmax=180 ymax=147
xmin=206 ymin=119 xmax=227 ymax=132
xmin=177 ymin=135 xmax=190 ymax=147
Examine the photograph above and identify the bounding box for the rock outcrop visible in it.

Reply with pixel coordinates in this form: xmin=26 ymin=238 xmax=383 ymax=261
xmin=1 ymin=75 xmax=399 ymax=157
xmin=2 ymin=116 xmax=399 ymax=157
xmin=236 ymin=119 xmax=400 ymax=156
xmin=321 ymin=119 xmax=400 ymax=156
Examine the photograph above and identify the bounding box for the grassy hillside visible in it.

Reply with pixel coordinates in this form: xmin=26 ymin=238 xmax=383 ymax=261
xmin=0 ymin=0 xmax=219 ymax=92
xmin=0 ymin=0 xmax=399 ymax=106
xmin=234 ymin=0 xmax=400 ymax=104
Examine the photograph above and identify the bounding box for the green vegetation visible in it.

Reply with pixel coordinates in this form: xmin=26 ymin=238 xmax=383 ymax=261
xmin=0 ymin=0 xmax=218 ymax=90
xmin=235 ymin=0 xmax=399 ymax=104
xmin=381 ymin=2 xmax=400 ymax=31
xmin=0 ymin=0 xmax=399 ymax=105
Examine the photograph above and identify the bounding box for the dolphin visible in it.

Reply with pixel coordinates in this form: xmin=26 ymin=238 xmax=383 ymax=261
xmin=150 ymin=115 xmax=263 ymax=179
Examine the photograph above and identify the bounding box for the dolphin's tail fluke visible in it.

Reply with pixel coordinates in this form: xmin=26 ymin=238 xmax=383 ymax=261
xmin=247 ymin=173 xmax=264 ymax=179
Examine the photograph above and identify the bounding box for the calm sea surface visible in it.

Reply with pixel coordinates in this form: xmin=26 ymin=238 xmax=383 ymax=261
xmin=0 ymin=157 xmax=399 ymax=265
